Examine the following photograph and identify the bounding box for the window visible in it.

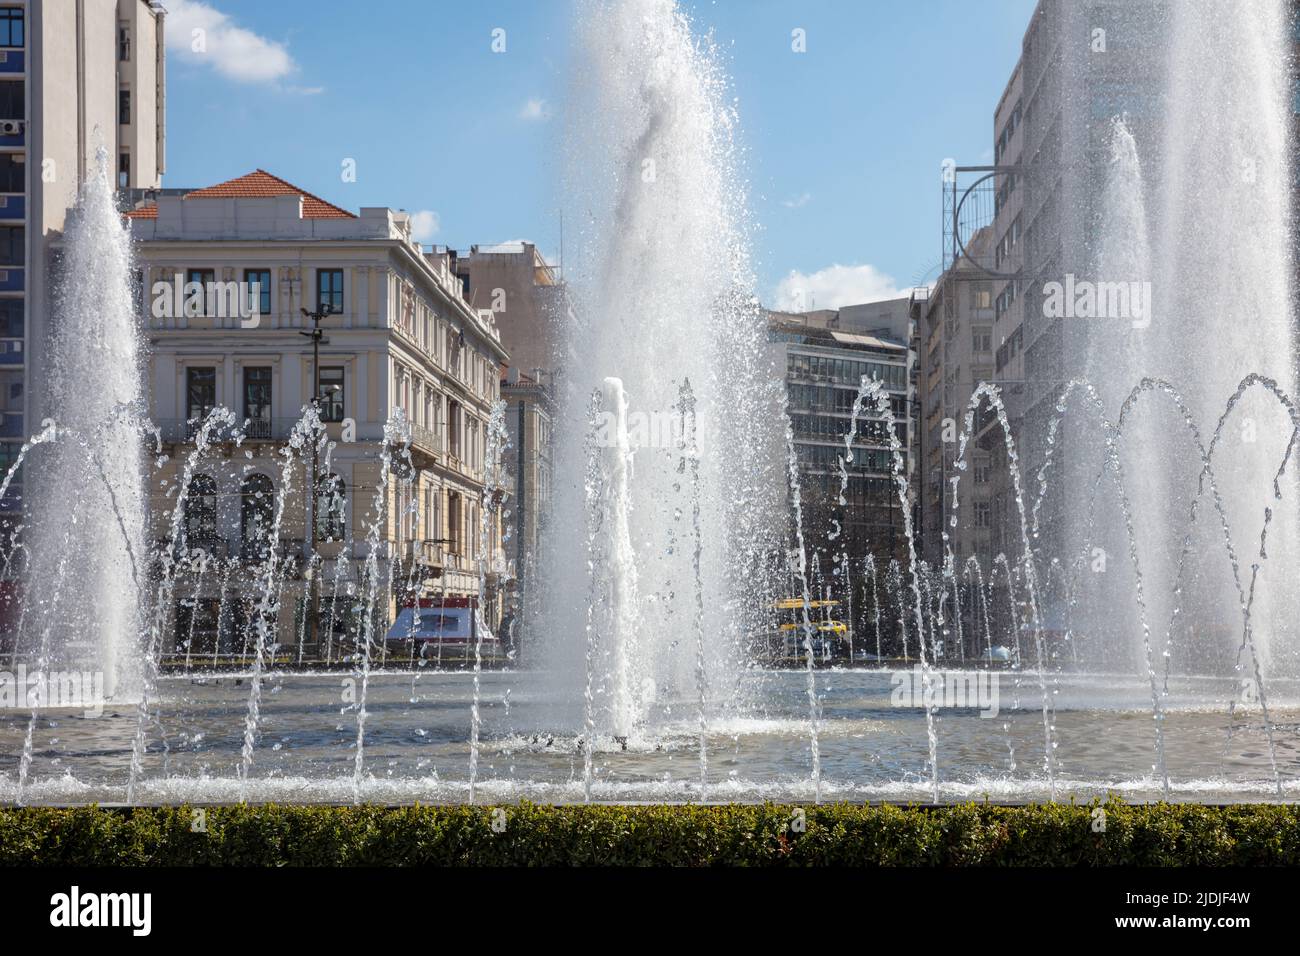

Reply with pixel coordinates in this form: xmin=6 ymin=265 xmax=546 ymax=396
xmin=240 ymin=474 xmax=275 ymax=561
xmin=0 ymin=80 xmax=22 ymax=120
xmin=316 ymin=269 xmax=344 ymax=314
xmin=0 ymin=153 xmax=22 ymax=192
xmin=974 ymin=501 xmax=992 ymax=528
xmin=973 ymin=327 xmax=992 ymax=353
xmin=0 ymin=373 xmax=21 ymax=436
xmin=447 ymin=492 xmax=462 ymax=554
xmin=243 ymin=367 xmax=272 ymax=437
xmin=317 ymin=367 xmax=344 ymax=422
xmin=186 ymin=367 xmax=216 ymax=422
xmin=183 ymin=475 xmax=218 ymax=544
xmin=185 ymin=269 xmax=215 ymax=316
xmin=0 ymin=440 xmax=20 ymax=500
xmin=118 ymin=89 xmax=131 ymax=126
xmin=431 ymin=486 xmax=447 ymax=546
xmin=448 ymin=400 xmax=463 ymax=458
xmin=244 ymin=269 xmax=271 ymax=317
xmin=0 ymin=8 xmax=22 ymax=48
xmin=315 ymin=474 xmax=346 ymax=541
xmin=974 ymin=457 xmax=990 ymax=485
xmin=448 ymin=327 xmax=464 ymax=377
xmin=0 ymin=298 xmax=20 ymax=337
xmin=0 ymin=225 xmax=21 ymax=265
xmin=117 ymin=151 xmax=130 ymax=189
xmin=118 ymin=24 xmax=130 ymax=61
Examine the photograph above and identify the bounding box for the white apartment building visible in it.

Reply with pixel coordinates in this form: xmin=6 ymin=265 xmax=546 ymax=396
xmin=127 ymin=170 xmax=510 ymax=660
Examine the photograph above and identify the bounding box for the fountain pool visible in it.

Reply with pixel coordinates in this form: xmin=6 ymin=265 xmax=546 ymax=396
xmin=3 ymin=668 xmax=1298 ymax=805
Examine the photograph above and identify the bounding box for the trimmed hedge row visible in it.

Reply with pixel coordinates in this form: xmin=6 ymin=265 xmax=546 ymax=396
xmin=1 ymin=801 xmax=1299 ymax=866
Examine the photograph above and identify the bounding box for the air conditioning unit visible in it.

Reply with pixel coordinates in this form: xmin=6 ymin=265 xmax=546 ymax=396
xmin=0 ymin=120 xmax=21 ymax=136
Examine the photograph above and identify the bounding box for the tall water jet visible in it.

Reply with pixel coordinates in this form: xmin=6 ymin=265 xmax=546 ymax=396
xmin=1065 ymin=2 xmax=1299 ymax=680
xmin=599 ymin=377 xmax=642 ymax=739
xmin=1152 ymin=0 xmax=1297 ymax=676
xmin=543 ymin=0 xmax=784 ymax=735
xmin=1085 ymin=117 xmax=1173 ymax=671
xmin=25 ymin=151 xmax=146 ymax=702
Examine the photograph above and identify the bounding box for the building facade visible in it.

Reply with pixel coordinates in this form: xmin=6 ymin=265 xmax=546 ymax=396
xmin=768 ymin=302 xmax=914 ymax=652
xmin=979 ymin=0 xmax=1164 ymax=562
xmin=914 ymin=228 xmax=996 ymax=570
xmin=127 ymin=170 xmax=510 ymax=662
xmin=452 ymin=241 xmax=562 ymax=379
xmin=499 ymin=366 xmax=552 ymax=648
xmin=2 ymin=0 xmax=164 ymax=509
xmin=452 ymin=240 xmax=562 ymax=651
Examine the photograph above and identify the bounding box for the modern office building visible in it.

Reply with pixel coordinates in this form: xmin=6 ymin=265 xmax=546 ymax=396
xmin=126 ymin=170 xmax=510 ymax=660
xmin=768 ymin=302 xmax=914 ymax=645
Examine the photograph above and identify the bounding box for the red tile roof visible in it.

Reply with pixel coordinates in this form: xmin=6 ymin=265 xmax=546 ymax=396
xmin=123 ymin=169 xmax=357 ymax=221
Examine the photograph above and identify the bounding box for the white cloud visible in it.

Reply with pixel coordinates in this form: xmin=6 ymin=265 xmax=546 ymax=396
xmin=774 ymin=263 xmax=902 ymax=312
xmin=408 ymin=211 xmax=441 ymax=244
xmin=165 ymin=0 xmax=299 ymax=86
xmin=518 ymin=98 xmax=550 ymax=121
xmin=781 ymin=192 xmax=812 ymax=209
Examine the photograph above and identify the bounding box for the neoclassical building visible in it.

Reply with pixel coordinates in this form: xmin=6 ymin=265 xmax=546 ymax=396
xmin=127 ymin=170 xmax=510 ymax=663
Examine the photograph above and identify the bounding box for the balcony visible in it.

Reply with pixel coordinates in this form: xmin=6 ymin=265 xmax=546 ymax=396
xmin=153 ymin=418 xmax=303 ymax=444
xmin=244 ymin=417 xmax=275 ymax=440
xmin=407 ymin=421 xmax=442 ymax=459
xmin=400 ymin=538 xmax=447 ymax=582
xmin=403 ymin=539 xmax=444 ymax=568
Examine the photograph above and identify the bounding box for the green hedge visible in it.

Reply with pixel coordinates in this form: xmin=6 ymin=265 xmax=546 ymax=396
xmin=1 ymin=801 xmax=1298 ymax=866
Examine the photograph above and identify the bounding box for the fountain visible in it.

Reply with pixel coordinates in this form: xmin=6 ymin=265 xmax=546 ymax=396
xmin=24 ymin=150 xmax=147 ymax=706
xmin=2 ymin=0 xmax=1300 ymax=808
xmin=539 ymin=0 xmax=785 ymax=742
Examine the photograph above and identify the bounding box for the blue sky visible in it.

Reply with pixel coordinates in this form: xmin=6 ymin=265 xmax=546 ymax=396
xmin=162 ymin=0 xmax=1036 ymax=307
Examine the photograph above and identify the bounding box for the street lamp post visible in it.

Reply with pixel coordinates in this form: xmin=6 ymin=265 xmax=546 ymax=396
xmin=300 ymin=304 xmax=333 ymax=660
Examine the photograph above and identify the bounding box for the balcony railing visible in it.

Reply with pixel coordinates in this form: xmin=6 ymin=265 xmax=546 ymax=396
xmin=153 ymin=418 xmax=305 ymax=443
xmin=403 ymin=539 xmax=444 ymax=567
xmin=244 ymin=417 xmax=274 ymax=440
xmin=408 ymin=421 xmax=442 ymax=458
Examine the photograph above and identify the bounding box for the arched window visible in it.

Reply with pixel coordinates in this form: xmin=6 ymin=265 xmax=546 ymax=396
xmin=183 ymin=474 xmax=218 ymax=545
xmin=315 ymin=473 xmax=346 ymax=542
xmin=240 ymin=473 xmax=275 ymax=561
